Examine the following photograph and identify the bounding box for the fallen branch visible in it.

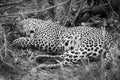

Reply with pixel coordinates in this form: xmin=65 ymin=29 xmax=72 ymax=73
xmin=0 ymin=0 xmax=25 ymax=8
xmin=0 ymin=0 xmax=26 ymax=16
xmin=0 ymin=0 xmax=70 ymax=17
xmin=72 ymin=0 xmax=120 ymax=25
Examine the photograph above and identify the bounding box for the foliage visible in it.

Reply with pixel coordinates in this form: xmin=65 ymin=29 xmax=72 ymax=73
xmin=0 ymin=0 xmax=120 ymax=80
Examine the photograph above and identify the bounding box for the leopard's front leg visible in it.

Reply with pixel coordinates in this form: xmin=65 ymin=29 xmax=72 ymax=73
xmin=12 ymin=37 xmax=31 ymax=49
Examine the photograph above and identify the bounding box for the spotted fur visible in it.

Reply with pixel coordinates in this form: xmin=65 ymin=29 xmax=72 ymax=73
xmin=13 ymin=18 xmax=65 ymax=54
xmin=59 ymin=26 xmax=113 ymax=65
xmin=13 ymin=18 xmax=114 ymax=66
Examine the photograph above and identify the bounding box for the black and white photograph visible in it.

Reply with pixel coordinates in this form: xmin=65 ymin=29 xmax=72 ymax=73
xmin=0 ymin=0 xmax=120 ymax=80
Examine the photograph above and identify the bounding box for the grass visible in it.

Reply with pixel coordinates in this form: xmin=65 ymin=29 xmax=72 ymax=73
xmin=0 ymin=0 xmax=120 ymax=80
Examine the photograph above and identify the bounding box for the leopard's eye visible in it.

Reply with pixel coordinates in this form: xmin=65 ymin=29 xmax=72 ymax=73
xmin=30 ymin=30 xmax=34 ymax=33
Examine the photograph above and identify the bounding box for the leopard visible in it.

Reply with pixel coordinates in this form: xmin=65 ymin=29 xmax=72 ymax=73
xmin=13 ymin=18 xmax=66 ymax=55
xmin=58 ymin=26 xmax=114 ymax=66
xmin=12 ymin=18 xmax=114 ymax=67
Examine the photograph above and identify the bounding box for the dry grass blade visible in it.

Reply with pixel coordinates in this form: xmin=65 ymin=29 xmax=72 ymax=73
xmin=0 ymin=0 xmax=70 ymax=17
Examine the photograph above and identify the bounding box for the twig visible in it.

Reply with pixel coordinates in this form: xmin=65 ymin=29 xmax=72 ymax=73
xmin=2 ymin=29 xmax=8 ymax=59
xmin=0 ymin=29 xmax=7 ymax=60
xmin=35 ymin=54 xmax=61 ymax=58
xmin=64 ymin=0 xmax=72 ymax=26
xmin=0 ymin=0 xmax=26 ymax=17
xmin=37 ymin=63 xmax=61 ymax=69
xmin=0 ymin=0 xmax=25 ymax=12
xmin=0 ymin=0 xmax=25 ymax=8
xmin=106 ymin=0 xmax=119 ymax=18
xmin=71 ymin=0 xmax=120 ymax=24
xmin=71 ymin=0 xmax=86 ymax=26
xmin=0 ymin=0 xmax=70 ymax=17
xmin=22 ymin=0 xmax=70 ymax=14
